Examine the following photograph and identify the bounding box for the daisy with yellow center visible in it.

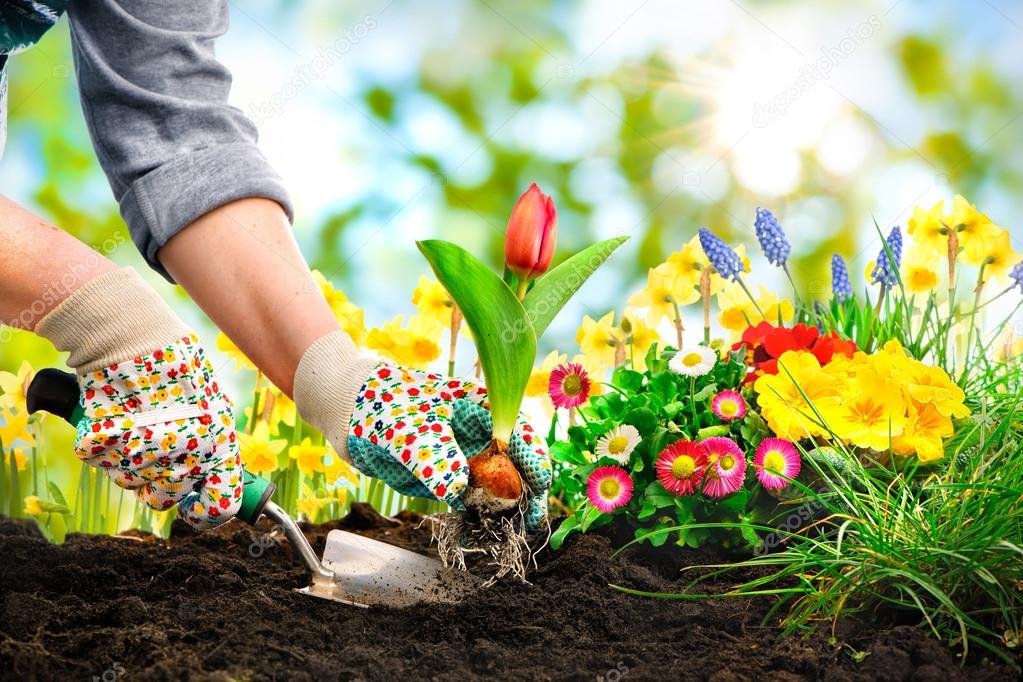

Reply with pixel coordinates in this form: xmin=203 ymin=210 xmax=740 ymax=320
xmin=754 ymin=438 xmax=801 ymax=490
xmin=655 ymin=440 xmax=709 ymax=496
xmin=669 ymin=345 xmax=717 ymax=377
xmin=586 ymin=466 xmax=634 ymax=512
xmin=595 ymin=425 xmax=641 ymax=465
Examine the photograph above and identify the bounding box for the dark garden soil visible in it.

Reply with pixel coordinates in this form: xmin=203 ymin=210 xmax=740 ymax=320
xmin=0 ymin=506 xmax=1017 ymax=682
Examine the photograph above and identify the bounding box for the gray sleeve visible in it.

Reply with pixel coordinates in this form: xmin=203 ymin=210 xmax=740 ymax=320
xmin=66 ymin=0 xmax=294 ymax=282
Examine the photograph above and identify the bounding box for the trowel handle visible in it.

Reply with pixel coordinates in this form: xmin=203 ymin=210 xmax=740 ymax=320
xmin=26 ymin=367 xmax=276 ymax=526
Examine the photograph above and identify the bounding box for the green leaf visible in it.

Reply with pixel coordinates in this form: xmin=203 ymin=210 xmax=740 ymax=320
xmin=417 ymin=240 xmax=535 ymax=439
xmin=579 ymin=504 xmax=605 ymax=532
xmin=692 ymin=382 xmax=718 ymax=401
xmin=523 ymin=236 xmax=629 ymax=337
xmin=612 ymin=367 xmax=645 ymax=394
xmin=622 ymin=406 xmax=657 ymax=435
xmin=550 ymin=441 xmax=589 ymax=466
xmin=47 ymin=482 xmax=69 ymax=508
xmin=550 ymin=513 xmax=581 ymax=550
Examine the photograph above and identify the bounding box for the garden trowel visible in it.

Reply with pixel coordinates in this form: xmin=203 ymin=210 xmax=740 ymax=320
xmin=26 ymin=368 xmax=477 ymax=609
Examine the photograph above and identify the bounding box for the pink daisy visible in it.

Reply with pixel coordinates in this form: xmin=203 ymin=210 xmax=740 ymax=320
xmin=711 ymin=390 xmax=748 ymax=421
xmin=548 ymin=362 xmax=591 ymax=409
xmin=700 ymin=437 xmax=747 ymax=498
xmin=587 ymin=466 xmax=634 ymax=512
xmin=754 ymin=438 xmax=801 ymax=490
xmin=655 ymin=440 xmax=709 ymax=496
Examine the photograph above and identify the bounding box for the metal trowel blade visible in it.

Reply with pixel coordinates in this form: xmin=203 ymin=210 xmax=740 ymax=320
xmin=296 ymin=529 xmax=480 ymax=608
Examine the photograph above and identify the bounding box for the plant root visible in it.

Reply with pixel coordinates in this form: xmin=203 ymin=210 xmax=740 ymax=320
xmin=428 ymin=495 xmax=543 ymax=586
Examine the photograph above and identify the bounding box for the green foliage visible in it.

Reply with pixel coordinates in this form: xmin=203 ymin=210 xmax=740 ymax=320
xmin=551 ymin=344 xmax=778 ymax=551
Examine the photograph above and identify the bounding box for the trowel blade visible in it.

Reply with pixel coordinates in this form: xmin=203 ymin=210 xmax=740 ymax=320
xmin=296 ymin=529 xmax=479 ymax=608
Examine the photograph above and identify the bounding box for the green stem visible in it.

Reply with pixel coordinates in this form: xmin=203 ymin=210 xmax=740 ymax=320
xmin=670 ymin=298 xmax=684 ymax=350
xmin=689 ymin=376 xmax=698 ymax=431
xmin=736 ymin=277 xmax=766 ymax=318
xmin=516 ymin=279 xmax=529 ymax=300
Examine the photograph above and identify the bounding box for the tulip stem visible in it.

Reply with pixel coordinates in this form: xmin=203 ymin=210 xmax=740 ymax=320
xmin=516 ymin=279 xmax=529 ymax=300
xmin=448 ymin=305 xmax=462 ymax=376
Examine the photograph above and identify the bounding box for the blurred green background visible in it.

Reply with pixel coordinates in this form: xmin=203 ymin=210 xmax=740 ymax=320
xmin=2 ymin=0 xmax=1022 ymax=459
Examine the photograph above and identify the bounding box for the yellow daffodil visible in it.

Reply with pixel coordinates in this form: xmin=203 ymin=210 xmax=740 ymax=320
xmin=575 ymin=311 xmax=620 ymax=367
xmin=901 ymin=246 xmax=940 ymax=295
xmin=216 ymin=332 xmax=257 ymax=372
xmin=312 ymin=270 xmax=368 ymax=346
xmin=238 ymin=421 xmax=288 ymax=475
xmin=24 ymin=495 xmax=43 ymax=516
xmin=323 ymin=448 xmax=359 ymax=488
xmin=289 ymin=437 xmax=327 ymax=477
xmin=412 ymin=276 xmax=454 ymax=327
xmin=907 ymin=200 xmax=949 ymax=254
xmin=248 ymin=387 xmax=297 ymax=436
xmin=660 ymin=235 xmax=708 ymax=291
xmin=296 ymin=482 xmax=327 ymax=518
xmin=620 ymin=312 xmax=661 ymax=370
xmin=366 ymin=314 xmax=443 ymax=369
xmin=964 ymin=229 xmax=1021 ymax=284
xmin=0 ymin=407 xmax=34 ymax=448
xmin=717 ymin=282 xmax=793 ymax=332
xmin=754 ymin=351 xmax=842 ymax=441
xmin=526 ymin=351 xmax=567 ymax=398
xmin=0 ymin=361 xmax=33 ymax=414
xmin=629 ymin=267 xmax=696 ymax=326
xmin=13 ymin=448 xmax=29 ymax=471
xmin=949 ymin=195 xmax=999 ymax=263
xmin=901 ymin=360 xmax=970 ymax=419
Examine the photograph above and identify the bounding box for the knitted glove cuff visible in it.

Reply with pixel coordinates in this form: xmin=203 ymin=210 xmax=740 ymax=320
xmin=293 ymin=330 xmax=376 ymax=462
xmin=35 ymin=267 xmax=190 ymax=373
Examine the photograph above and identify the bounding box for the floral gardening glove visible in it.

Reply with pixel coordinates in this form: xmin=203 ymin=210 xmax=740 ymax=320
xmin=74 ymin=334 xmax=243 ymax=529
xmin=346 ymin=364 xmax=552 ymax=529
xmin=35 ymin=268 xmax=242 ymax=530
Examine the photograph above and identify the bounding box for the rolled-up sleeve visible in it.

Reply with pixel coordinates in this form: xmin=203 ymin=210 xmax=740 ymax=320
xmin=67 ymin=0 xmax=293 ymax=281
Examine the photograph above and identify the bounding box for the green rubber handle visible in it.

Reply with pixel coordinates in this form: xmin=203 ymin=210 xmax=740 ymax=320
xmin=238 ymin=469 xmax=276 ymax=525
xmin=26 ymin=367 xmax=275 ymax=526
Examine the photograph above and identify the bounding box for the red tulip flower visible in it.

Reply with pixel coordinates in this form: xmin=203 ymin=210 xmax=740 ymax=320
xmin=504 ymin=183 xmax=557 ymax=282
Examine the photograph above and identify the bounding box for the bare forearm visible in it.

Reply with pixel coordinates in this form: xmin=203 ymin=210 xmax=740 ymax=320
xmin=158 ymin=198 xmax=341 ymax=396
xmin=0 ymin=195 xmax=117 ymax=330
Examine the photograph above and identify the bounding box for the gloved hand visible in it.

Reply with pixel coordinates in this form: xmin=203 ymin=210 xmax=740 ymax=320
xmin=36 ymin=268 xmax=242 ymax=530
xmin=347 ymin=364 xmax=551 ymax=528
xmin=293 ymin=333 xmax=551 ymax=528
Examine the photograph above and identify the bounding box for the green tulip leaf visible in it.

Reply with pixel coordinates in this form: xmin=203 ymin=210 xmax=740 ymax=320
xmin=523 ymin=236 xmax=629 ymax=337
xmin=417 ymin=239 xmax=535 ymax=440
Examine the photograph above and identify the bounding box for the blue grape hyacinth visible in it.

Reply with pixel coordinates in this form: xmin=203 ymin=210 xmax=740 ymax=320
xmin=698 ymin=228 xmax=744 ymax=281
xmin=831 ymin=254 xmax=852 ymax=302
xmin=1010 ymin=261 xmax=1023 ymax=293
xmin=754 ymin=207 xmax=791 ymax=267
xmin=870 ymin=226 xmax=902 ymax=289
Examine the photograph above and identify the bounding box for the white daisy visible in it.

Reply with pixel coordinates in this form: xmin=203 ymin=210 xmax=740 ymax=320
xmin=669 ymin=345 xmax=717 ymax=377
xmin=595 ymin=424 xmax=641 ymax=465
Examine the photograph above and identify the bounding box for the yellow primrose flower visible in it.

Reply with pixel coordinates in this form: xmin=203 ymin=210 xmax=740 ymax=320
xmin=238 ymin=421 xmax=288 ymax=475
xmin=901 ymin=246 xmax=940 ymax=295
xmin=366 ymin=314 xmax=443 ymax=369
xmin=312 ymin=270 xmax=368 ymax=346
xmin=754 ymin=351 xmax=842 ymax=441
xmin=629 ymin=267 xmax=697 ymax=326
xmin=24 ymin=496 xmax=43 ymax=516
xmin=892 ymin=401 xmax=953 ymax=463
xmin=0 ymin=407 xmax=34 ymax=448
xmin=575 ymin=311 xmax=620 ymax=367
xmin=907 ymin=200 xmax=949 ymax=254
xmin=0 ymin=361 xmax=33 ymax=414
xmin=412 ymin=276 xmax=454 ymax=327
xmin=949 ymin=195 xmax=999 ymax=263
xmin=964 ymin=229 xmax=1021 ymax=284
xmin=526 ymin=351 xmax=567 ymax=398
xmin=289 ymin=437 xmax=327 ymax=477
xmin=216 ymin=332 xmax=257 ymax=372
xmin=829 ymin=368 xmax=907 ymax=451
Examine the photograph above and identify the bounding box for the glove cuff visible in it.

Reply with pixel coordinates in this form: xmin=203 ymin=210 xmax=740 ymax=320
xmin=293 ymin=330 xmax=376 ymax=462
xmin=36 ymin=267 xmax=190 ymax=373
